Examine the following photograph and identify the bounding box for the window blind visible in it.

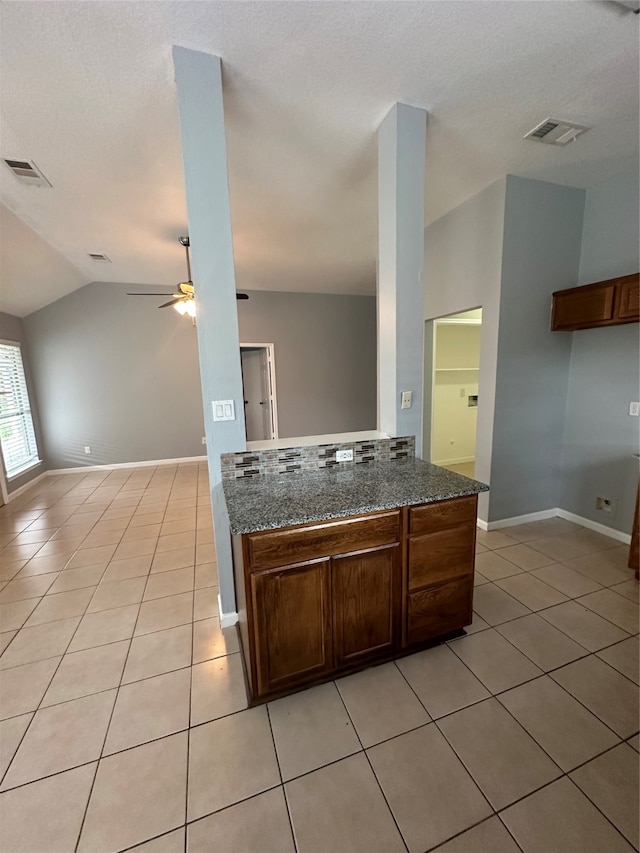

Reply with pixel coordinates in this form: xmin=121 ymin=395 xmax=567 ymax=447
xmin=0 ymin=342 xmax=39 ymax=478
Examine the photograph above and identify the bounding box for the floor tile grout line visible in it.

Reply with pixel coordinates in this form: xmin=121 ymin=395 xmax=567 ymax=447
xmin=265 ymin=702 xmax=300 ymax=852
xmin=473 ymin=577 xmax=635 ymax=643
xmin=184 ymin=583 xmax=196 ymax=849
xmin=1 ymin=476 xmax=635 ymax=847
xmin=0 ymin=570 xmax=207 ymax=641
xmin=332 ymin=678 xmax=412 ymax=853
xmin=432 ymin=701 xmax=639 ymax=843
xmin=493 ymin=768 xmax=638 ymax=850
xmin=572 ymin=590 xmax=640 ymax=635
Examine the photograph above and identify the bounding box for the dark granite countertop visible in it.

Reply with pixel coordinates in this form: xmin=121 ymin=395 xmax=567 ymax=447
xmin=223 ymin=458 xmax=489 ymax=534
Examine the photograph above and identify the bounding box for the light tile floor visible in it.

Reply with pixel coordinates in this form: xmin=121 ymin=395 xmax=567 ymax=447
xmin=0 ymin=465 xmax=638 ymax=853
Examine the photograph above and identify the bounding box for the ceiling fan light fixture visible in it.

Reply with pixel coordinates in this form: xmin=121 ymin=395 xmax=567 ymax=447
xmin=174 ymin=301 xmax=187 ymax=315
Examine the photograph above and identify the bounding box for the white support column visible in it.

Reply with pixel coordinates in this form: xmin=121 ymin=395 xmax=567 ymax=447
xmin=377 ymin=103 xmax=427 ymax=456
xmin=173 ymin=47 xmax=246 ymax=617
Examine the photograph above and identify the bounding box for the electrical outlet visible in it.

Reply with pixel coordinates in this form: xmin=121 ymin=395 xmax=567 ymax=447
xmin=400 ymin=390 xmax=412 ymax=410
xmin=336 ymin=449 xmax=354 ymax=462
xmin=84 ymin=446 xmax=91 ymax=454
xmin=201 ymin=436 xmax=207 ymax=445
xmin=596 ymin=496 xmax=618 ymax=516
xmin=629 ymin=401 xmax=640 ymax=417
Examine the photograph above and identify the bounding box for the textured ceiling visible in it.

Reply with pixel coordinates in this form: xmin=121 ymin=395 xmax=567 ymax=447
xmin=0 ymin=0 xmax=638 ymax=316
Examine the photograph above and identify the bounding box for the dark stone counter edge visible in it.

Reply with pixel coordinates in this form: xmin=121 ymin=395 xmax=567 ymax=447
xmin=225 ymin=481 xmax=489 ymax=535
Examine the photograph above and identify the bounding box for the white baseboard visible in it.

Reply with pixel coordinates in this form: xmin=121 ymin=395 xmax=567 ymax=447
xmin=48 ymin=455 xmax=207 ymax=475
xmin=433 ymin=456 xmax=475 ymax=466
xmin=479 ymin=506 xmax=631 ymax=545
xmin=481 ymin=509 xmax=559 ymax=531
xmin=556 ymin=508 xmax=631 ymax=545
xmin=6 ymin=471 xmax=49 ymax=502
xmin=218 ymin=593 xmax=239 ymax=628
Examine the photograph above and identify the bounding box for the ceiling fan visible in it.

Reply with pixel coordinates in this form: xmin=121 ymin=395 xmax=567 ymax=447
xmin=127 ymin=236 xmax=249 ymax=316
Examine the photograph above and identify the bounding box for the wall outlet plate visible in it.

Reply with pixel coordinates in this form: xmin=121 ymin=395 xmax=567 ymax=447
xmin=629 ymin=401 xmax=640 ymax=417
xmin=400 ymin=390 xmax=413 ymax=410
xmin=212 ymin=400 xmax=235 ymax=422
xmin=596 ymin=496 xmax=618 ymax=516
xmin=336 ymin=449 xmax=354 ymax=462
xmin=84 ymin=446 xmax=91 ymax=454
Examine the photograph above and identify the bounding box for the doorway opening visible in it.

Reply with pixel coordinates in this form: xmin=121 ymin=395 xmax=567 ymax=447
xmin=430 ymin=308 xmax=482 ymax=477
xmin=240 ymin=343 xmax=279 ymax=442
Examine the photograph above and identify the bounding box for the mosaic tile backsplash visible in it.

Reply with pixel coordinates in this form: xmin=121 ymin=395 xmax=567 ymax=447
xmin=221 ymin=436 xmax=416 ymax=479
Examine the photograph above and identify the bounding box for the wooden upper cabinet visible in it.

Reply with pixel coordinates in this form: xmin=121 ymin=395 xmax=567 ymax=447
xmin=617 ymin=276 xmax=640 ymax=321
xmin=551 ymin=273 xmax=639 ymax=331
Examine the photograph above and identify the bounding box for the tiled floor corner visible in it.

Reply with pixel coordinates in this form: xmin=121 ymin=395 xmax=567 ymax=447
xmin=0 ymin=465 xmax=638 ymax=852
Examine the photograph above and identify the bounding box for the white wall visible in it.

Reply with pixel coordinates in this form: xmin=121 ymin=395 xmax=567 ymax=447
xmin=24 ymin=282 xmax=206 ymax=470
xmin=0 ymin=203 xmax=87 ymax=317
xmin=424 ymin=178 xmax=506 ymax=520
xmin=239 ymin=290 xmax=376 ymax=438
xmin=23 ymin=283 xmax=378 ymax=471
xmin=489 ymin=176 xmax=584 ymax=521
xmin=561 ymin=168 xmax=640 ymax=534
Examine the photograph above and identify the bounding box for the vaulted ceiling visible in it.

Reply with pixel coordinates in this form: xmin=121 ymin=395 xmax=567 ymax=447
xmin=1 ymin=0 xmax=638 ymax=316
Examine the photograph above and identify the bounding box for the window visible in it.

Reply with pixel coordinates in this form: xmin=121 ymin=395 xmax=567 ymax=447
xmin=0 ymin=342 xmax=40 ymax=478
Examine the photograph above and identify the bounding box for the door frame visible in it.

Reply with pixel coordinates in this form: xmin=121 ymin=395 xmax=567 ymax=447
xmin=429 ymin=310 xmax=482 ymax=467
xmin=239 ymin=343 xmax=280 ymax=440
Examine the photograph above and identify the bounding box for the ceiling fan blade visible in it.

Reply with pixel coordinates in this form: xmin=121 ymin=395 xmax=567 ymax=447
xmin=236 ymin=293 xmax=249 ymax=300
xmin=158 ymin=296 xmax=187 ymax=309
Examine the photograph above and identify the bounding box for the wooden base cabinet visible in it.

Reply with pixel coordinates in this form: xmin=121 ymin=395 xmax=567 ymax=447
xmin=333 ymin=544 xmax=401 ymax=669
xmin=250 ymin=559 xmax=333 ymax=697
xmin=233 ymin=498 xmax=477 ymax=703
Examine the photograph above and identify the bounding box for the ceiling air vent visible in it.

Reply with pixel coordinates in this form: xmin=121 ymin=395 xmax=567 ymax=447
xmin=87 ymin=253 xmax=111 ymax=263
xmin=524 ymin=118 xmax=590 ymax=146
xmin=2 ymin=158 xmax=52 ymax=187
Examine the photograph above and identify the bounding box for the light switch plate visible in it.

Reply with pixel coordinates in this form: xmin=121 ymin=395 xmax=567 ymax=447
xmin=212 ymin=400 xmax=235 ymax=422
xmin=629 ymin=401 xmax=640 ymax=417
xmin=401 ymin=390 xmax=413 ymax=410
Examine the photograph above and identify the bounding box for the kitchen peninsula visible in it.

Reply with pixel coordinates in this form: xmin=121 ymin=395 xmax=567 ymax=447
xmin=223 ymin=444 xmax=488 ymax=703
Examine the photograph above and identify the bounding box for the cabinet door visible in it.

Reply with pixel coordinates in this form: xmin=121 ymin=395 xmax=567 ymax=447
xmin=616 ymin=277 xmax=640 ymax=321
xmin=332 ymin=544 xmax=401 ymax=669
xmin=551 ymin=283 xmax=615 ymax=331
xmin=251 ymin=559 xmax=333 ymax=696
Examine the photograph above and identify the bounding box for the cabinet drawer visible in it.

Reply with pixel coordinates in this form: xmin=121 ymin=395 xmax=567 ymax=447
xmin=408 ymin=526 xmax=475 ymax=591
xmin=407 ymin=577 xmax=473 ymax=645
xmin=246 ymin=510 xmax=401 ymax=570
xmin=409 ymin=495 xmax=477 ymax=536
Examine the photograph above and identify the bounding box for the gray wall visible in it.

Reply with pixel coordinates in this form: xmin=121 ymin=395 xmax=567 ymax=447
xmin=489 ymin=176 xmax=585 ymax=521
xmin=23 ymin=284 xmax=377 ymax=470
xmin=24 ymin=282 xmax=206 ymax=469
xmin=561 ymin=168 xmax=640 ymax=533
xmin=424 ymin=178 xmax=506 ymax=521
xmin=0 ymin=311 xmax=46 ymax=492
xmin=238 ymin=290 xmax=377 ymax=438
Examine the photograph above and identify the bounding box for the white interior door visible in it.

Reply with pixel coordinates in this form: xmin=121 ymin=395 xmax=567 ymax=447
xmin=240 ymin=344 xmax=279 ymax=442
